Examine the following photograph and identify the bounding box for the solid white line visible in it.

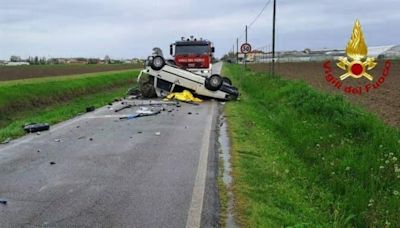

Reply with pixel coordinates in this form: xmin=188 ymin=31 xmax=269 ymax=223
xmin=186 ymin=101 xmax=215 ymax=228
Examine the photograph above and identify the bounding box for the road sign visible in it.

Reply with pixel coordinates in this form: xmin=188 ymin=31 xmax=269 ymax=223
xmin=240 ymin=43 xmax=252 ymax=54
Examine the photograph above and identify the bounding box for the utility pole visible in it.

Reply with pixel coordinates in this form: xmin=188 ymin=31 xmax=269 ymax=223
xmin=236 ymin=38 xmax=239 ymax=63
xmin=245 ymin=25 xmax=248 ymax=69
xmin=271 ymin=0 xmax=277 ymax=76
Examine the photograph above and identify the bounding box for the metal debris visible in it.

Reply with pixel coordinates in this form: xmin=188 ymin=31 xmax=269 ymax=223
xmin=23 ymin=123 xmax=50 ymax=133
xmin=119 ymin=109 xmax=161 ymax=120
xmin=54 ymin=138 xmax=61 ymax=142
xmin=155 ymin=132 xmax=161 ymax=136
xmin=86 ymin=106 xmax=95 ymax=112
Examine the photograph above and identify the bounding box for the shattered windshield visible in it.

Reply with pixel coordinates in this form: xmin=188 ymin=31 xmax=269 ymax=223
xmin=175 ymin=45 xmax=210 ymax=55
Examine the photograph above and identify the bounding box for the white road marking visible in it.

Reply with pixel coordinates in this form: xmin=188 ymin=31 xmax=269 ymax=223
xmin=186 ymin=101 xmax=215 ymax=228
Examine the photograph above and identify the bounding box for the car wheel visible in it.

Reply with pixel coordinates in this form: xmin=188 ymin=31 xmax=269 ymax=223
xmin=150 ymin=56 xmax=166 ymax=71
xmin=222 ymin=76 xmax=232 ymax=85
xmin=205 ymin=74 xmax=223 ymax=91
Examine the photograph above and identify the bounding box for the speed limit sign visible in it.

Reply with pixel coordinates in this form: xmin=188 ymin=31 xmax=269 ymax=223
xmin=240 ymin=43 xmax=252 ymax=54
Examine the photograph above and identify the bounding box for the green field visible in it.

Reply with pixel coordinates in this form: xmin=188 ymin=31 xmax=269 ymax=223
xmin=223 ymin=64 xmax=400 ymax=227
xmin=0 ymin=70 xmax=138 ymax=142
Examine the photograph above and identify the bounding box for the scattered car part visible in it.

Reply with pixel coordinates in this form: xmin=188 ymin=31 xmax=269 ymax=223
xmin=86 ymin=106 xmax=95 ymax=112
xmin=119 ymin=109 xmax=161 ymax=120
xmin=23 ymin=123 xmax=50 ymax=133
xmin=115 ymin=101 xmax=179 ymax=113
xmin=115 ymin=104 xmax=133 ymax=113
xmin=0 ymin=199 xmax=7 ymax=205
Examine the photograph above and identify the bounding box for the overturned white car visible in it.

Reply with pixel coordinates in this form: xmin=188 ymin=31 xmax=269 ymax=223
xmin=137 ymin=49 xmax=239 ymax=101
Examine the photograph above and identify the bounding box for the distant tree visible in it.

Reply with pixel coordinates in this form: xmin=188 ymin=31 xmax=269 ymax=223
xmin=34 ymin=56 xmax=39 ymax=65
xmin=104 ymin=55 xmax=111 ymax=64
xmin=88 ymin=58 xmax=100 ymax=64
xmin=39 ymin=57 xmax=46 ymax=65
xmin=27 ymin=56 xmax=34 ymax=64
xmin=75 ymin=57 xmax=87 ymax=62
xmin=48 ymin=58 xmax=59 ymax=64
xmin=10 ymin=55 xmax=21 ymax=62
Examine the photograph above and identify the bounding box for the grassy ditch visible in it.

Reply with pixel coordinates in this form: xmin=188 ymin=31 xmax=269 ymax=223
xmin=223 ymin=64 xmax=400 ymax=227
xmin=0 ymin=70 xmax=138 ymax=141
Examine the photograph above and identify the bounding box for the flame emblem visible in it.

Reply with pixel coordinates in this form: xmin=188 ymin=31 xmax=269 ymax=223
xmin=337 ymin=20 xmax=376 ymax=81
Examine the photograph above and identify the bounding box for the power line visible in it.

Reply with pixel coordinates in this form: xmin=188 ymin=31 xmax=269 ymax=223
xmin=248 ymin=0 xmax=272 ymax=28
xmin=236 ymin=0 xmax=272 ymax=42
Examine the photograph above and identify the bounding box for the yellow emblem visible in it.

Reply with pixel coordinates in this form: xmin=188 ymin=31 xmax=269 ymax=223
xmin=337 ymin=20 xmax=377 ymax=81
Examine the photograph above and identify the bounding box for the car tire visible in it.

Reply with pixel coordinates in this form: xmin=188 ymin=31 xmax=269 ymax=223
xmin=222 ymin=76 xmax=232 ymax=85
xmin=150 ymin=56 xmax=166 ymax=71
xmin=205 ymin=74 xmax=223 ymax=91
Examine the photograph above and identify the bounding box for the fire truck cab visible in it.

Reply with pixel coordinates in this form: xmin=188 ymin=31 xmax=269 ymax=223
xmin=170 ymin=36 xmax=215 ymax=77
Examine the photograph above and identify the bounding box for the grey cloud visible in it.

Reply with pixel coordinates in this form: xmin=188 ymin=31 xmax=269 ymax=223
xmin=1 ymin=0 xmax=399 ymax=59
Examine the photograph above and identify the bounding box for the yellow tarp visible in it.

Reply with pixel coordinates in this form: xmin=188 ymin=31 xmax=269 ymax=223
xmin=164 ymin=90 xmax=202 ymax=103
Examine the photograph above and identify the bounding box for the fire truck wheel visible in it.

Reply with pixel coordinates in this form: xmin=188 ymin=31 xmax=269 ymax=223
xmin=150 ymin=56 xmax=166 ymax=71
xmin=205 ymin=74 xmax=223 ymax=91
xmin=222 ymin=77 xmax=232 ymax=85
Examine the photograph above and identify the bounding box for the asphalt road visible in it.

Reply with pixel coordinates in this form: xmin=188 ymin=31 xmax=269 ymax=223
xmin=0 ymin=63 xmax=223 ymax=228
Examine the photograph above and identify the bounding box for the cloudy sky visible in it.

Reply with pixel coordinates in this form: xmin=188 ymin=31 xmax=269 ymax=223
xmin=1 ymin=0 xmax=399 ymax=59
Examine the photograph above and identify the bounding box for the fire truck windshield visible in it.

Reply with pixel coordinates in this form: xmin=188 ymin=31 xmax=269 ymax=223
xmin=175 ymin=45 xmax=210 ymax=55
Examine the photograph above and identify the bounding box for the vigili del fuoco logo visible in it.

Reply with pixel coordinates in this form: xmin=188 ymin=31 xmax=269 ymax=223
xmin=323 ymin=20 xmax=392 ymax=95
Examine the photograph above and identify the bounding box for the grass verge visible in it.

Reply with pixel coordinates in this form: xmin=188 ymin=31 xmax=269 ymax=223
xmin=0 ymin=70 xmax=138 ymax=142
xmin=223 ymin=64 xmax=400 ymax=227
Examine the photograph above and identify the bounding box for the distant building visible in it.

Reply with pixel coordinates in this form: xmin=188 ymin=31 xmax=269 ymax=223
xmin=5 ymin=62 xmax=30 ymax=66
xmin=67 ymin=59 xmax=87 ymax=64
xmin=250 ymin=45 xmax=400 ymax=63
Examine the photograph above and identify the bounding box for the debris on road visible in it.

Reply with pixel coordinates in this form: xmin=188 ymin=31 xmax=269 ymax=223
xmin=165 ymin=90 xmax=202 ymax=103
xmin=1 ymin=138 xmax=11 ymax=144
xmin=23 ymin=123 xmax=50 ymax=133
xmin=119 ymin=109 xmax=161 ymax=120
xmin=54 ymin=138 xmax=61 ymax=142
xmin=86 ymin=106 xmax=96 ymax=112
xmin=89 ymin=138 xmax=93 ymax=141
xmin=188 ymin=112 xmax=192 ymax=115
xmin=0 ymin=199 xmax=7 ymax=205
xmin=115 ymin=104 xmax=132 ymax=112
xmin=155 ymin=132 xmax=161 ymax=136
xmin=114 ymin=101 xmax=179 ymax=113
xmin=50 ymin=161 xmax=56 ymax=165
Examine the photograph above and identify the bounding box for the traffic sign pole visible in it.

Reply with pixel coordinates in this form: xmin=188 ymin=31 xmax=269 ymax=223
xmin=245 ymin=25 xmax=248 ymax=69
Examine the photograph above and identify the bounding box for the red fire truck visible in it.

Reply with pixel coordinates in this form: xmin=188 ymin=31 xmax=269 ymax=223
xmin=169 ymin=36 xmax=215 ymax=76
